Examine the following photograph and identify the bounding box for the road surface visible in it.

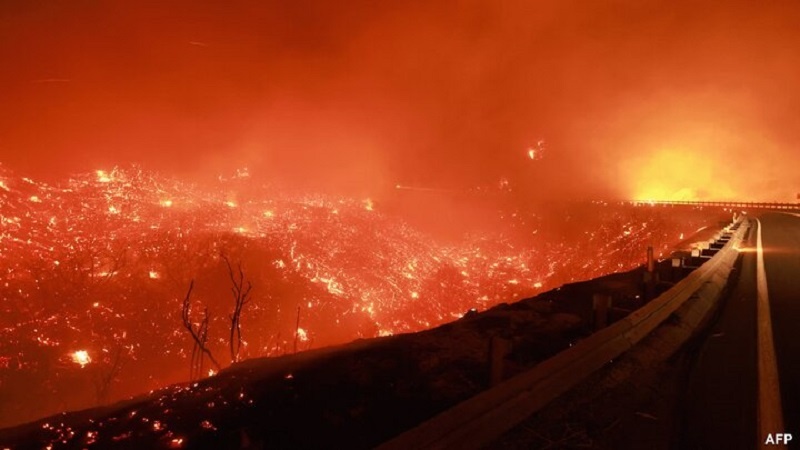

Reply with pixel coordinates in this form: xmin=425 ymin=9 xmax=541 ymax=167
xmin=682 ymin=212 xmax=800 ymax=449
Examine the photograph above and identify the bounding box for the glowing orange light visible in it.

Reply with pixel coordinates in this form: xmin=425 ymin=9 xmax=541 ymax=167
xmin=72 ymin=350 xmax=91 ymax=368
xmin=96 ymin=170 xmax=112 ymax=183
xmin=296 ymin=327 xmax=309 ymax=342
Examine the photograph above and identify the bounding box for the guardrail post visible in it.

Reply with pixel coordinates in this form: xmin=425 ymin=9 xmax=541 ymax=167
xmin=671 ymin=257 xmax=682 ymax=281
xmin=645 ymin=246 xmax=656 ymax=299
xmin=592 ymin=294 xmax=612 ymax=331
xmin=489 ymin=336 xmax=512 ymax=386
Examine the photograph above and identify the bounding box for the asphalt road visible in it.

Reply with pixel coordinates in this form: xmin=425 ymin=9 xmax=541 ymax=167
xmin=761 ymin=213 xmax=800 ymax=448
xmin=681 ymin=213 xmax=800 ymax=450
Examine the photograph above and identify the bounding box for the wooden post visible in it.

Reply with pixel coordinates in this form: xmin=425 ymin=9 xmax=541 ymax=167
xmin=489 ymin=336 xmax=512 ymax=386
xmin=645 ymin=246 xmax=656 ymax=299
xmin=592 ymin=294 xmax=612 ymax=331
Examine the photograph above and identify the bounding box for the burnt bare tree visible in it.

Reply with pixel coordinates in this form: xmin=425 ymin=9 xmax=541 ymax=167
xmin=93 ymin=344 xmax=126 ymax=404
xmin=181 ymin=281 xmax=221 ymax=380
xmin=293 ymin=305 xmax=301 ymax=354
xmin=222 ymin=255 xmax=252 ymax=364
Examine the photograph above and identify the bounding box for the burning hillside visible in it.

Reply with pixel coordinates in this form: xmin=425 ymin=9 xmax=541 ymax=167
xmin=0 ymin=165 xmax=723 ymax=427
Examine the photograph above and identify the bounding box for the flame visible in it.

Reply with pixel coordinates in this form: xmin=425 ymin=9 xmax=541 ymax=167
xmin=296 ymin=327 xmax=309 ymax=342
xmin=0 ymin=165 xmax=718 ymax=424
xmin=96 ymin=170 xmax=112 ymax=183
xmin=71 ymin=350 xmax=91 ymax=368
xmin=627 ymin=148 xmax=737 ymax=201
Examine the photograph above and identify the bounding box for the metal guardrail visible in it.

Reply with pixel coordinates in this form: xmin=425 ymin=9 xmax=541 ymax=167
xmin=377 ymin=219 xmax=749 ymax=450
xmin=630 ymin=200 xmax=799 ymax=210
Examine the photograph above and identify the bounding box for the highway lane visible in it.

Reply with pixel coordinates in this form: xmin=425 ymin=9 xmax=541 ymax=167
xmin=681 ymin=212 xmax=800 ymax=449
xmin=761 ymin=212 xmax=800 ymax=448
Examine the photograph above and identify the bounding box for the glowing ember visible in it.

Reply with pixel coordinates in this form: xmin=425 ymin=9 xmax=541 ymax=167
xmin=71 ymin=350 xmax=91 ymax=368
xmin=96 ymin=170 xmax=112 ymax=183
xmin=296 ymin=328 xmax=309 ymax=342
xmin=527 ymin=141 xmax=545 ymax=161
xmin=0 ymin=165 xmax=720 ymax=427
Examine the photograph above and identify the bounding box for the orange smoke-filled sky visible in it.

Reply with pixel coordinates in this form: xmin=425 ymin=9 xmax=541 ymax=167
xmin=1 ymin=0 xmax=799 ymax=201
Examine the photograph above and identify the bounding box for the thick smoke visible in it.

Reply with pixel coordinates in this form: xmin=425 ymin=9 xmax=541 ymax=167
xmin=0 ymin=0 xmax=799 ymax=201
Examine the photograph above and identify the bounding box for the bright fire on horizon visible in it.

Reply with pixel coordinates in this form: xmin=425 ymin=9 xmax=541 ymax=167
xmin=626 ymin=148 xmax=741 ymax=202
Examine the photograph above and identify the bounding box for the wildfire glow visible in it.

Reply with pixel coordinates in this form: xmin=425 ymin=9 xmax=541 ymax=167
xmin=296 ymin=327 xmax=309 ymax=342
xmin=96 ymin=170 xmax=112 ymax=183
xmin=0 ymin=165 xmax=720 ymax=429
xmin=627 ymin=148 xmax=739 ymax=202
xmin=71 ymin=350 xmax=91 ymax=368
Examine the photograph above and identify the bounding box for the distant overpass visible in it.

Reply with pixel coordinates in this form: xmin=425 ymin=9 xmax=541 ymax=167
xmin=629 ymin=200 xmax=800 ymax=210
